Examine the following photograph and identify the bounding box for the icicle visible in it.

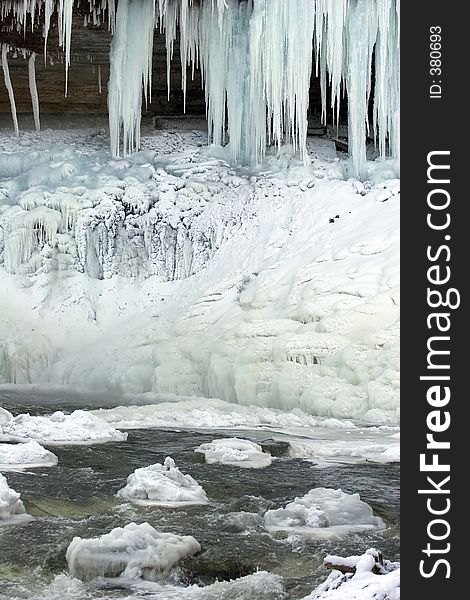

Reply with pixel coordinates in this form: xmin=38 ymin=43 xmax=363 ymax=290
xmin=28 ymin=52 xmax=41 ymax=131
xmin=60 ymin=0 xmax=75 ymax=96
xmin=1 ymin=45 xmax=20 ymax=137
xmin=44 ymin=0 xmax=55 ymax=60
xmin=108 ymin=0 xmax=155 ymax=157
xmin=345 ymin=0 xmax=377 ymax=179
xmin=98 ymin=65 xmax=102 ymax=94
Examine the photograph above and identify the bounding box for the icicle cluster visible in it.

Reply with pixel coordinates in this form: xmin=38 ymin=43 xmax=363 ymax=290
xmin=108 ymin=0 xmax=155 ymax=157
xmin=1 ymin=0 xmax=400 ymax=177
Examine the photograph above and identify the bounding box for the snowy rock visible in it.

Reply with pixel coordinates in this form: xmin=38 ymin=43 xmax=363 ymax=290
xmin=0 ymin=440 xmax=58 ymax=470
xmin=117 ymin=456 xmax=208 ymax=507
xmin=0 ymin=473 xmax=30 ymax=525
xmin=264 ymin=487 xmax=385 ymax=539
xmin=195 ymin=438 xmax=272 ymax=469
xmin=0 ymin=410 xmax=127 ymax=445
xmin=66 ymin=522 xmax=201 ymax=581
xmin=300 ymin=549 xmax=400 ymax=599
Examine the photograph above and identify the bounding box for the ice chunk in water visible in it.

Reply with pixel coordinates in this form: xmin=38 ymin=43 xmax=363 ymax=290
xmin=264 ymin=487 xmax=385 ymax=539
xmin=195 ymin=437 xmax=272 ymax=469
xmin=117 ymin=456 xmax=208 ymax=506
xmin=0 ymin=473 xmax=30 ymax=525
xmin=66 ymin=521 xmax=201 ymax=581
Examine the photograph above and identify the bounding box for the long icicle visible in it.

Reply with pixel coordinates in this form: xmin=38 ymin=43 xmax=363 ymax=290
xmin=1 ymin=45 xmax=20 ymax=137
xmin=28 ymin=52 xmax=41 ymax=131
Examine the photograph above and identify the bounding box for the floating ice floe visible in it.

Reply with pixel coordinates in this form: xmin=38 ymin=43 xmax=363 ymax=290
xmin=0 ymin=440 xmax=58 ymax=470
xmin=195 ymin=438 xmax=273 ymax=469
xmin=0 ymin=410 xmax=127 ymax=445
xmin=300 ymin=549 xmax=400 ymax=599
xmin=117 ymin=457 xmax=208 ymax=507
xmin=66 ymin=522 xmax=201 ymax=581
xmin=0 ymin=473 xmax=30 ymax=525
xmin=264 ymin=487 xmax=385 ymax=539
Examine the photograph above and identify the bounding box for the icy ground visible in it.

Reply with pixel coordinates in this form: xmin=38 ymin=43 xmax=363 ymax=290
xmin=0 ymin=115 xmax=399 ymax=425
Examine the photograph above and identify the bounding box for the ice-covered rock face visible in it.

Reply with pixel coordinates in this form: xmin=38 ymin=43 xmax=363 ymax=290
xmin=195 ymin=438 xmax=273 ymax=469
xmin=66 ymin=522 xmax=201 ymax=581
xmin=117 ymin=456 xmax=208 ymax=506
xmin=0 ymin=410 xmax=127 ymax=445
xmin=0 ymin=440 xmax=58 ymax=470
xmin=0 ymin=141 xmax=250 ymax=281
xmin=0 ymin=125 xmax=399 ymax=423
xmin=264 ymin=487 xmax=385 ymax=539
xmin=0 ymin=473 xmax=29 ymax=524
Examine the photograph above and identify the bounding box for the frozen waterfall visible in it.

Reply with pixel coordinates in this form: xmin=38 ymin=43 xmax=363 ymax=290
xmin=1 ymin=0 xmax=400 ymax=175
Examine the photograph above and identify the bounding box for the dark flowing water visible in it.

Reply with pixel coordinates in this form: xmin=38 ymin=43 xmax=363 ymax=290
xmin=0 ymin=391 xmax=399 ymax=599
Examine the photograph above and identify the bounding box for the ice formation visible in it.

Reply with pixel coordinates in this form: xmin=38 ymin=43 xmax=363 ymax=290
xmin=1 ymin=0 xmax=400 ymax=175
xmin=0 ymin=439 xmax=58 ymax=469
xmin=28 ymin=52 xmax=41 ymax=131
xmin=0 ymin=409 xmax=127 ymax=445
xmin=108 ymin=0 xmax=155 ymax=156
xmin=0 ymin=472 xmax=29 ymax=524
xmin=263 ymin=487 xmax=385 ymax=539
xmin=301 ymin=549 xmax=400 ymax=600
xmin=117 ymin=456 xmax=209 ymax=506
xmin=66 ymin=521 xmax=201 ymax=581
xmin=195 ymin=437 xmax=273 ymax=469
xmin=1 ymin=44 xmax=19 ymax=136
xmin=0 ymin=121 xmax=399 ymax=422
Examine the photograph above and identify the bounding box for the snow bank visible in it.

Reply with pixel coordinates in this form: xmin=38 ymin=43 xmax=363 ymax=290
xmin=287 ymin=430 xmax=400 ymax=465
xmin=264 ymin=488 xmax=385 ymax=539
xmin=0 ymin=473 xmax=30 ymax=525
xmin=195 ymin=438 xmax=272 ymax=469
xmin=117 ymin=456 xmax=208 ymax=507
xmin=66 ymin=522 xmax=201 ymax=581
xmin=301 ymin=549 xmax=400 ymax=600
xmin=91 ymin=398 xmax=325 ymax=430
xmin=0 ymin=406 xmax=12 ymax=424
xmin=92 ymin=399 xmax=400 ymax=464
xmin=0 ymin=410 xmax=127 ymax=445
xmin=0 ymin=440 xmax=58 ymax=470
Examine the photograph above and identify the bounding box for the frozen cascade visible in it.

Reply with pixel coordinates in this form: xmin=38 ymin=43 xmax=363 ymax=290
xmin=162 ymin=0 xmax=400 ymax=173
xmin=1 ymin=45 xmax=19 ymax=136
xmin=2 ymin=1 xmax=400 ymax=176
xmin=108 ymin=0 xmax=155 ymax=157
xmin=28 ymin=52 xmax=41 ymax=131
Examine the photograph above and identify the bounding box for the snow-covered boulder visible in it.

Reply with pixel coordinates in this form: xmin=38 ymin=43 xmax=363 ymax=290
xmin=195 ymin=438 xmax=272 ymax=469
xmin=0 ymin=440 xmax=58 ymax=470
xmin=0 ymin=410 xmax=127 ymax=445
xmin=300 ymin=549 xmax=400 ymax=599
xmin=264 ymin=488 xmax=385 ymax=539
xmin=66 ymin=522 xmax=201 ymax=581
xmin=117 ymin=457 xmax=208 ymax=507
xmin=0 ymin=473 xmax=30 ymax=525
